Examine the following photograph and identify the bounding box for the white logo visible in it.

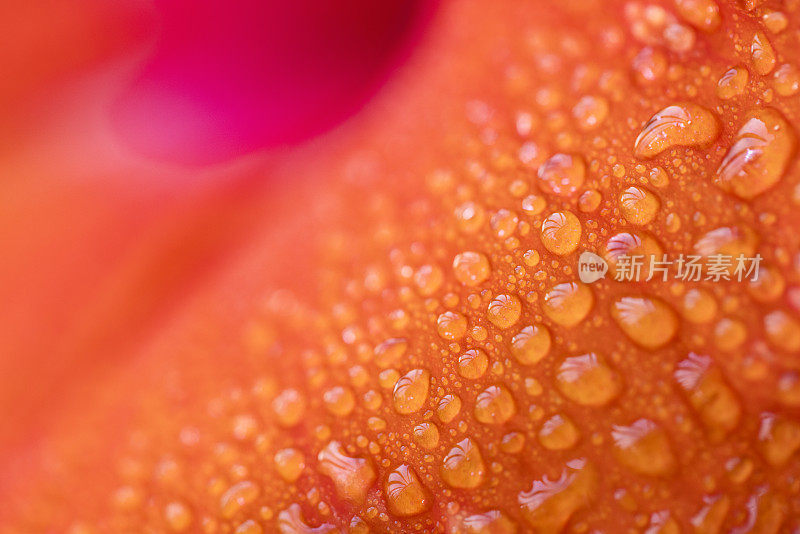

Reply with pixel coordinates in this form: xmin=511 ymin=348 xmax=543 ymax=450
xmin=578 ymin=251 xmax=608 ymax=284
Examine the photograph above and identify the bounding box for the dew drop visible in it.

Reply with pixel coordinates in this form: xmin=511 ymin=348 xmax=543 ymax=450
xmin=619 ymin=186 xmax=660 ymax=225
xmin=164 ymin=502 xmax=192 ymax=532
xmin=611 ymin=296 xmax=678 ymax=349
xmin=556 ymin=352 xmax=621 ymax=407
xmin=220 ymin=481 xmax=260 ymax=519
xmin=751 ymin=32 xmax=776 ymax=75
xmin=487 ymin=294 xmax=522 ymax=329
xmin=543 ymin=282 xmax=594 ymax=327
xmin=572 ymin=97 xmax=609 ymax=131
xmin=537 ymin=153 xmax=586 ymax=196
xmin=272 ymin=389 xmax=306 ymax=428
xmin=441 ymin=438 xmax=486 ymax=489
xmin=716 ymin=66 xmax=749 ymax=99
xmin=474 ymin=385 xmax=516 ymax=425
xmin=317 ymin=441 xmax=376 ymax=504
xmin=458 ymin=349 xmax=489 ymax=379
xmin=456 ymin=510 xmax=516 ymax=534
xmin=541 ymin=211 xmax=582 ymax=256
xmin=681 ymin=289 xmax=717 ymax=323
xmin=453 ymin=251 xmax=492 ymax=287
xmin=538 ymin=414 xmax=580 ymax=450
xmin=634 ymin=104 xmax=718 ymax=158
xmin=374 ymin=338 xmax=408 ymax=369
xmin=758 ymin=413 xmax=800 ymax=467
xmin=413 ymin=422 xmax=440 ymax=450
xmin=715 ymin=109 xmax=796 ymax=199
xmin=385 ymin=464 xmax=431 ymax=517
xmin=518 ymin=459 xmax=597 ymax=532
xmin=437 ymin=394 xmax=462 ymax=423
xmin=437 ymin=311 xmax=468 ymax=340
xmin=392 ymin=369 xmax=431 ymax=414
xmin=612 ymin=419 xmax=676 ymax=476
xmin=510 ymin=324 xmax=551 ymax=365
xmin=323 ymin=386 xmax=355 ymax=416
xmin=675 ymin=353 xmax=741 ymax=439
xmin=274 ymin=448 xmax=306 ymax=483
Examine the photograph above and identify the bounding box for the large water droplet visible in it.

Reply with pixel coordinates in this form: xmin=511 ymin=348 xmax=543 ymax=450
xmin=634 ymin=104 xmax=718 ymax=158
xmin=441 ymin=438 xmax=486 ymax=489
xmin=715 ymin=109 xmax=795 ymax=199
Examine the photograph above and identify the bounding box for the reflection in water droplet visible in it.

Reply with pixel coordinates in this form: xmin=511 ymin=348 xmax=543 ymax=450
xmin=441 ymin=438 xmax=485 ymax=489
xmin=715 ymin=109 xmax=795 ymax=199
xmin=556 ymin=352 xmax=621 ymax=407
xmin=634 ymin=104 xmax=718 ymax=158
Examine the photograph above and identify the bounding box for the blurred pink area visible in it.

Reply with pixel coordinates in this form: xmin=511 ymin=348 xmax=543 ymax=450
xmin=114 ymin=0 xmax=435 ymax=164
xmin=0 ymin=0 xmax=435 ymax=456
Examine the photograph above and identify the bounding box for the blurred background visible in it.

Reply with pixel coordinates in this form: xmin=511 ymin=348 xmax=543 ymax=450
xmin=0 ymin=0 xmax=435 ymax=467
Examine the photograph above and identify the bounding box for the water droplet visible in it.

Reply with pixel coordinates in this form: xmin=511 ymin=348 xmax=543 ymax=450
xmin=611 ymin=296 xmax=678 ymax=349
xmin=487 ymin=294 xmax=522 ymax=329
xmin=437 ymin=394 xmax=462 ymax=423
xmin=277 ymin=503 xmax=335 ymax=534
xmin=455 ymin=201 xmax=486 ymax=234
xmin=690 ymin=495 xmax=730 ymax=534
xmin=748 ymin=264 xmax=785 ymax=302
xmin=538 ymin=414 xmax=580 ymax=450
xmin=500 ymin=432 xmax=525 ymax=454
xmin=541 ymin=211 xmax=582 ymax=255
xmin=543 ymin=282 xmax=594 ymax=327
xmin=556 ymin=352 xmax=621 ymax=406
xmin=220 ymin=480 xmax=260 ymax=519
xmin=458 ymin=349 xmax=489 ymax=379
xmin=681 ymin=289 xmax=717 ymax=323
xmin=164 ymin=501 xmax=192 ymax=532
xmin=675 ymin=353 xmax=741 ymax=439
xmin=694 ymin=225 xmax=757 ymax=258
xmin=441 ymin=438 xmax=486 ymax=488
xmin=647 ymin=511 xmax=680 ymax=534
xmin=713 ymin=317 xmax=747 ymax=351
xmin=634 ymin=104 xmax=718 ymax=158
xmin=751 ymin=32 xmax=776 ymax=75
xmin=414 ymin=264 xmax=444 ymax=296
xmin=393 ymin=369 xmax=430 ymax=414
xmin=385 ymin=464 xmax=431 ymax=517
xmin=612 ymin=419 xmax=676 ymax=476
xmin=772 ymin=63 xmax=799 ymax=96
xmin=274 ymin=448 xmax=305 ymax=483
xmin=323 ymin=386 xmax=355 ymax=416
xmin=438 ymin=311 xmax=468 ymax=340
xmin=272 ymin=389 xmax=306 ymax=427
xmin=603 ymin=231 xmax=663 ymax=278
xmin=518 ymin=459 xmax=597 ymax=532
xmin=716 ymin=66 xmax=749 ymax=99
xmin=675 ymin=0 xmax=720 ymax=31
xmin=317 ymin=441 xmax=376 ymax=504
xmin=474 ymin=385 xmax=516 ymax=425
xmin=578 ymin=189 xmax=602 ymax=212
xmin=453 ymin=251 xmax=492 ymax=287
xmin=764 ymin=310 xmax=800 ymax=352
xmin=413 ymin=422 xmax=440 ymax=450
xmin=457 ymin=511 xmax=516 ymax=534
xmin=758 ymin=413 xmax=800 ymax=467
xmin=490 ymin=209 xmax=519 ymax=238
xmin=715 ymin=109 xmax=796 ymax=199
xmin=510 ymin=324 xmax=551 ymax=365
xmin=235 ymin=520 xmax=263 ymax=534
xmin=374 ymin=338 xmax=408 ymax=369
xmin=572 ymin=96 xmax=609 ymax=131
xmin=537 ymin=153 xmax=586 ymax=196
xmin=619 ymin=186 xmax=659 ymax=225
xmin=632 ymin=47 xmax=667 ymax=84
